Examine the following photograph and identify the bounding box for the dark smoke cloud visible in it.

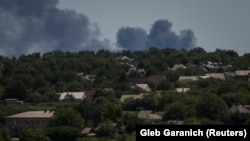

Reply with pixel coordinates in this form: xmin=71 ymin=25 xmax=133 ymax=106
xmin=116 ymin=27 xmax=147 ymax=51
xmin=117 ymin=19 xmax=197 ymax=51
xmin=0 ymin=0 xmax=113 ymax=57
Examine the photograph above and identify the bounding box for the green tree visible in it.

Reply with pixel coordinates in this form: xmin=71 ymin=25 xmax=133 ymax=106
xmin=50 ymin=107 xmax=84 ymax=128
xmin=197 ymin=94 xmax=230 ymax=122
xmin=46 ymin=126 xmax=80 ymax=141
xmin=20 ymin=129 xmax=50 ymax=141
xmin=101 ymin=100 xmax=123 ymax=124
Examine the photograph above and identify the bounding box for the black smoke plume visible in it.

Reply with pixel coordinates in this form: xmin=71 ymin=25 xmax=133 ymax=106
xmin=0 ymin=0 xmax=113 ymax=57
xmin=117 ymin=19 xmax=197 ymax=51
xmin=116 ymin=27 xmax=147 ymax=51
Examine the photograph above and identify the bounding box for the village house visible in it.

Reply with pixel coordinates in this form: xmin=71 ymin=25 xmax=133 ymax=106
xmin=148 ymin=74 xmax=165 ymax=83
xmin=137 ymin=69 xmax=146 ymax=75
xmin=134 ymin=84 xmax=151 ymax=92
xmin=179 ymin=76 xmax=199 ymax=81
xmin=175 ymin=88 xmax=190 ymax=93
xmin=170 ymin=64 xmax=186 ymax=71
xmin=205 ymin=73 xmax=225 ymax=80
xmin=234 ymin=70 xmax=250 ymax=81
xmin=4 ymin=99 xmax=24 ymax=106
xmin=81 ymin=127 xmax=96 ymax=137
xmin=120 ymin=93 xmax=145 ymax=102
xmin=137 ymin=110 xmax=162 ymax=120
xmin=6 ymin=111 xmax=54 ymax=137
xmin=114 ymin=56 xmax=133 ymax=61
xmin=230 ymin=105 xmax=250 ymax=114
xmin=58 ymin=92 xmax=86 ymax=103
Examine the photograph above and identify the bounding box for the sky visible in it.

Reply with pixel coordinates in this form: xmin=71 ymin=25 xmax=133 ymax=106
xmin=0 ymin=0 xmax=249 ymax=57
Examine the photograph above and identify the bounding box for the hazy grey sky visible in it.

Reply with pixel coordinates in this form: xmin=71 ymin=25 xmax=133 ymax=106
xmin=0 ymin=0 xmax=249 ymax=56
xmin=58 ymin=0 xmax=250 ymax=55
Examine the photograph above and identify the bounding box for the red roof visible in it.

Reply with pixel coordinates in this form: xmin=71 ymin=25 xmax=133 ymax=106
xmin=84 ymin=90 xmax=96 ymax=97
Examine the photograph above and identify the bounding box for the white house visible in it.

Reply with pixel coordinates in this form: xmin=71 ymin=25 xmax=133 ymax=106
xmin=58 ymin=92 xmax=86 ymax=102
xmin=135 ymin=84 xmax=151 ymax=92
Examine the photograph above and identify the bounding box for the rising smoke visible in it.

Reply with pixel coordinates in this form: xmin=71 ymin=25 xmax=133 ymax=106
xmin=0 ymin=0 xmax=113 ymax=57
xmin=117 ymin=19 xmax=197 ymax=51
xmin=0 ymin=0 xmax=197 ymax=57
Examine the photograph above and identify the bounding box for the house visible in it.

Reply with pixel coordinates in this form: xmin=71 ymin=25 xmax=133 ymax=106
xmin=132 ymin=78 xmax=147 ymax=85
xmin=126 ymin=67 xmax=137 ymax=75
xmin=203 ymin=62 xmax=220 ymax=71
xmin=6 ymin=111 xmax=54 ymax=137
xmin=148 ymin=75 xmax=165 ymax=83
xmin=84 ymin=90 xmax=96 ymax=97
xmin=120 ymin=93 xmax=145 ymax=102
xmin=103 ymin=88 xmax=115 ymax=94
xmin=137 ymin=110 xmax=162 ymax=120
xmin=134 ymin=84 xmax=151 ymax=92
xmin=176 ymin=88 xmax=190 ymax=93
xmin=234 ymin=70 xmax=250 ymax=81
xmin=114 ymin=56 xmax=133 ymax=61
xmin=170 ymin=64 xmax=186 ymax=71
xmin=230 ymin=105 xmax=250 ymax=114
xmin=179 ymin=76 xmax=199 ymax=81
xmin=203 ymin=64 xmax=219 ymax=70
xmin=205 ymin=73 xmax=225 ymax=80
xmin=58 ymin=92 xmax=86 ymax=102
xmin=81 ymin=127 xmax=96 ymax=137
xmin=137 ymin=69 xmax=146 ymax=75
xmin=4 ymin=99 xmax=24 ymax=105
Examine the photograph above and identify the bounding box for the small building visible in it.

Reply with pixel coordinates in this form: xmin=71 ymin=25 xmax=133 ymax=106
xmin=114 ymin=56 xmax=133 ymax=61
xmin=4 ymin=99 xmax=24 ymax=105
xmin=81 ymin=127 xmax=96 ymax=137
xmin=120 ymin=93 xmax=145 ymax=102
xmin=205 ymin=73 xmax=225 ymax=80
xmin=230 ymin=105 xmax=250 ymax=114
xmin=179 ymin=76 xmax=199 ymax=81
xmin=148 ymin=75 xmax=165 ymax=83
xmin=170 ymin=64 xmax=186 ymax=71
xmin=58 ymin=92 xmax=86 ymax=103
xmin=6 ymin=111 xmax=54 ymax=137
xmin=134 ymin=84 xmax=151 ymax=92
xmin=137 ymin=69 xmax=146 ymax=75
xmin=176 ymin=88 xmax=190 ymax=93
xmin=137 ymin=110 xmax=162 ymax=120
xmin=234 ymin=70 xmax=250 ymax=81
xmin=84 ymin=90 xmax=96 ymax=97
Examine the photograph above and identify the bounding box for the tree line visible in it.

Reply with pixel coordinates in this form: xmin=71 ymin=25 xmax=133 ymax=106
xmin=0 ymin=47 xmax=250 ymax=141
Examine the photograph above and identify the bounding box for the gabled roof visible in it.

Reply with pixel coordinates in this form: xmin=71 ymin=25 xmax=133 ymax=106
xmin=133 ymin=78 xmax=147 ymax=84
xmin=179 ymin=76 xmax=199 ymax=81
xmin=136 ymin=84 xmax=150 ymax=90
xmin=137 ymin=69 xmax=146 ymax=74
xmin=176 ymin=88 xmax=190 ymax=93
xmin=6 ymin=111 xmax=54 ymax=119
xmin=137 ymin=110 xmax=162 ymax=120
xmin=235 ymin=70 xmax=250 ymax=76
xmin=203 ymin=64 xmax=219 ymax=70
xmin=171 ymin=64 xmax=186 ymax=71
xmin=84 ymin=90 xmax=96 ymax=97
xmin=230 ymin=105 xmax=250 ymax=114
xmin=149 ymin=75 xmax=165 ymax=83
xmin=114 ymin=56 xmax=132 ymax=61
xmin=205 ymin=73 xmax=225 ymax=80
xmin=81 ymin=127 xmax=93 ymax=134
xmin=120 ymin=93 xmax=144 ymax=102
xmin=59 ymin=92 xmax=85 ymax=100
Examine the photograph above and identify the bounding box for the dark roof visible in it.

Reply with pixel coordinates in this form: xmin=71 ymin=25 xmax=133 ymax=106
xmin=84 ymin=90 xmax=96 ymax=97
xmin=149 ymin=75 xmax=165 ymax=83
xmin=133 ymin=77 xmax=147 ymax=84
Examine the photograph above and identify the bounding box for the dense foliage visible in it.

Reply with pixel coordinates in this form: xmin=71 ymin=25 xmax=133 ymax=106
xmin=1 ymin=47 xmax=250 ymax=140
